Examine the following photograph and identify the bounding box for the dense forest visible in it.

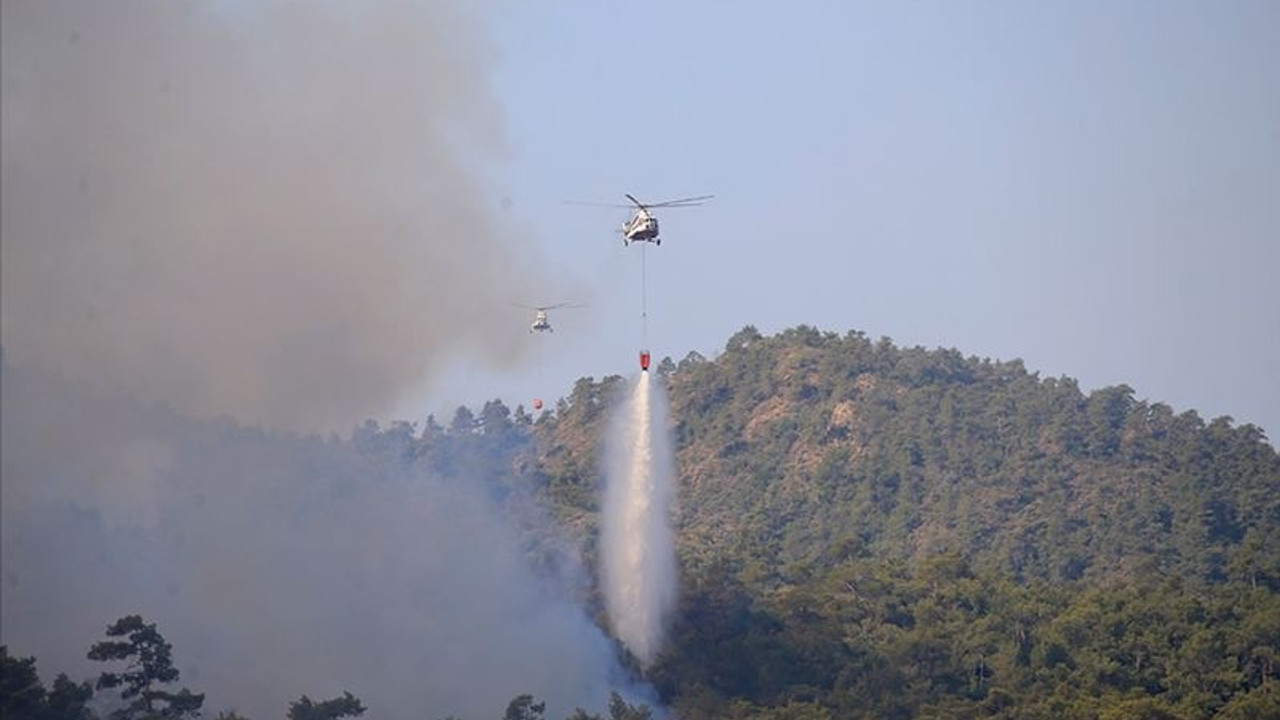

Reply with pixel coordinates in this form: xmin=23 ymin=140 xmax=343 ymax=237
xmin=3 ymin=325 xmax=1278 ymax=719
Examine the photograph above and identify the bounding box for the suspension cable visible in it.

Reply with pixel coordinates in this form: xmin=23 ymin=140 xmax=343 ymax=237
xmin=640 ymin=242 xmax=649 ymax=349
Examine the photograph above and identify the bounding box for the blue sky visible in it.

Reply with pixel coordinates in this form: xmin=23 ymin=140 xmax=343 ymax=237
xmin=411 ymin=0 xmax=1280 ymax=440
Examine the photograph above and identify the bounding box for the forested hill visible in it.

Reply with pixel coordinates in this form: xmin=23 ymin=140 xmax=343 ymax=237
xmin=538 ymin=324 xmax=1277 ymax=587
xmin=675 ymin=325 xmax=1277 ymax=584
xmin=525 ymin=324 xmax=1280 ymax=718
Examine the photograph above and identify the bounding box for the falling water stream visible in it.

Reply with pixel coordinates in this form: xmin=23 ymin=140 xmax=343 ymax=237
xmin=601 ymin=371 xmax=678 ymax=668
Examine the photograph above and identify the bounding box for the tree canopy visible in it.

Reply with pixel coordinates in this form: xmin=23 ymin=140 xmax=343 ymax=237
xmin=87 ymin=615 xmax=204 ymax=720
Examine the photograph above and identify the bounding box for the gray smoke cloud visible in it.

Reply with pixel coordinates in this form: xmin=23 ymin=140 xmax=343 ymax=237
xmin=1 ymin=0 xmax=554 ymax=432
xmin=1 ymin=359 xmax=655 ymax=719
xmin=1 ymin=2 xmax=651 ymax=717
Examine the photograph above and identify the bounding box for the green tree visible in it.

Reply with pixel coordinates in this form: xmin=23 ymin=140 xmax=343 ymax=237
xmin=2 ymin=646 xmax=96 ymax=720
xmin=2 ymin=645 xmax=49 ymax=720
xmin=606 ymin=693 xmax=652 ymax=720
xmin=1214 ymin=686 xmax=1280 ymax=720
xmin=86 ymin=615 xmax=204 ymax=720
xmin=286 ymin=692 xmax=365 ymax=720
xmin=1096 ymin=697 xmax=1187 ymax=720
xmin=481 ymin=400 xmax=515 ymax=436
xmin=450 ymin=406 xmax=478 ymax=435
xmin=502 ymin=695 xmax=545 ymax=720
xmin=44 ymin=675 xmax=96 ymax=720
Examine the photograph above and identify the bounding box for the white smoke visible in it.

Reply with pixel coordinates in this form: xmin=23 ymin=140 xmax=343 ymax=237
xmin=600 ymin=372 xmax=679 ymax=668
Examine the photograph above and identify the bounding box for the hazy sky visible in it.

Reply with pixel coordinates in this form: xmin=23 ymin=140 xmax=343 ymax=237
xmin=422 ymin=0 xmax=1279 ymax=442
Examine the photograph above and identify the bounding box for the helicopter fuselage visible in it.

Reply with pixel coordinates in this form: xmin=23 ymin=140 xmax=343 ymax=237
xmin=531 ymin=310 xmax=553 ymax=332
xmin=623 ymin=211 xmax=660 ymax=244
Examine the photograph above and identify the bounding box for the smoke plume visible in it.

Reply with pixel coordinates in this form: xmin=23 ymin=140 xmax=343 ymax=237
xmin=1 ymin=0 xmax=548 ymax=432
xmin=1 ymin=358 xmax=660 ymax=719
xmin=1 ymin=2 xmax=657 ymax=717
xmin=600 ymin=372 xmax=679 ymax=668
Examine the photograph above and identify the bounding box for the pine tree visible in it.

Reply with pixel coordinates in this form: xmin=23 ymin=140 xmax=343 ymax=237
xmin=86 ymin=615 xmax=203 ymax=720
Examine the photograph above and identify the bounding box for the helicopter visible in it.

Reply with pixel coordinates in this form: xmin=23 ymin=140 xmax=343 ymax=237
xmin=566 ymin=193 xmax=714 ymax=246
xmin=513 ymin=302 xmax=583 ymax=333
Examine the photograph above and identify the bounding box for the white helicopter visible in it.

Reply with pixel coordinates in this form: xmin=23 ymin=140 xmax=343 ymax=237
xmin=566 ymin=193 xmax=714 ymax=246
xmin=513 ymin=302 xmax=583 ymax=333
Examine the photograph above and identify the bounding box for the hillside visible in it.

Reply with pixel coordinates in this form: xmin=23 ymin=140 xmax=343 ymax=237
xmin=534 ymin=325 xmax=1277 ymax=583
xmin=525 ymin=324 xmax=1280 ymax=719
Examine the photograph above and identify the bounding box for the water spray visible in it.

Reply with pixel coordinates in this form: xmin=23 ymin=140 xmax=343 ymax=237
xmin=601 ymin=371 xmax=678 ymax=668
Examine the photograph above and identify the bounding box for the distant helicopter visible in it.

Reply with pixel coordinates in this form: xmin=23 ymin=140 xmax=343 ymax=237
xmin=566 ymin=193 xmax=713 ymax=246
xmin=514 ymin=302 xmax=582 ymax=333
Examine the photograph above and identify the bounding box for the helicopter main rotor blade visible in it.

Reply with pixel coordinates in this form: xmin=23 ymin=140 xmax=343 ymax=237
xmin=562 ymin=199 xmax=634 ymax=208
xmin=646 ymin=194 xmax=715 ymax=208
xmin=563 ymin=194 xmax=713 ymax=209
xmin=514 ymin=301 xmax=586 ymax=311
